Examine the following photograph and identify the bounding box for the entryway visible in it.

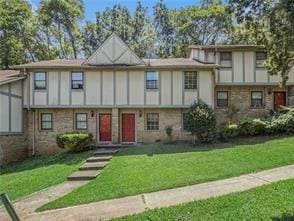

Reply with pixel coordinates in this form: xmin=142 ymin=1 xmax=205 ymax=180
xmin=121 ymin=113 xmax=136 ymax=143
xmin=99 ymin=114 xmax=111 ymax=142
xmin=274 ymin=92 xmax=286 ymax=110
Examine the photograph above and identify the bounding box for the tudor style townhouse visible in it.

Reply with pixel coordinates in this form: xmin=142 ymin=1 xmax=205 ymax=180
xmin=0 ymin=33 xmax=294 ymax=164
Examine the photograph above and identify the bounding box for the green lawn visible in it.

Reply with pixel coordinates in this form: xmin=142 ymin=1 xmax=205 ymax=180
xmin=115 ymin=179 xmax=294 ymax=221
xmin=0 ymin=150 xmax=92 ymax=202
xmin=38 ymin=136 xmax=294 ymax=211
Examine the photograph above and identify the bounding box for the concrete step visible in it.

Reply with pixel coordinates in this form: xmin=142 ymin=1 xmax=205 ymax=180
xmin=94 ymin=149 xmax=118 ymax=156
xmin=68 ymin=170 xmax=101 ymax=181
xmin=86 ymin=155 xmax=113 ymax=162
xmin=79 ymin=162 xmax=108 ymax=171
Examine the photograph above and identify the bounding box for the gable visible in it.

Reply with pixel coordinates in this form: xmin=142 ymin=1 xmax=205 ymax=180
xmin=83 ymin=33 xmax=145 ymax=66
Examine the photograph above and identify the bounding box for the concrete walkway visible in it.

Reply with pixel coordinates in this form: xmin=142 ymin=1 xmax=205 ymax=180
xmin=13 ymin=164 xmax=294 ymax=221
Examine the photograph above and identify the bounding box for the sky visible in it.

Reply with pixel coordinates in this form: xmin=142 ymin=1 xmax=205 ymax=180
xmin=30 ymin=0 xmax=203 ymax=21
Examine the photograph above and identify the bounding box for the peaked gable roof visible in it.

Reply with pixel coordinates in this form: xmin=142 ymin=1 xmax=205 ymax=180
xmin=83 ymin=33 xmax=145 ymax=66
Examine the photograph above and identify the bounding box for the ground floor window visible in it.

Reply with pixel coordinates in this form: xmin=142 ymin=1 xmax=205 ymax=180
xmin=147 ymin=113 xmax=159 ymax=130
xmin=217 ymin=91 xmax=228 ymax=107
xmin=251 ymin=91 xmax=263 ymax=108
xmin=76 ymin=113 xmax=87 ymax=130
xmin=40 ymin=113 xmax=52 ymax=130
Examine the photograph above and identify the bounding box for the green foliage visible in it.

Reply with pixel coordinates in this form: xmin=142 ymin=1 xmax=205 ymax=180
xmin=266 ymin=107 xmax=294 ymax=134
xmin=237 ymin=118 xmax=268 ymax=136
xmin=165 ymin=125 xmax=173 ymax=141
xmin=56 ymin=131 xmax=93 ymax=152
xmin=184 ymin=101 xmax=216 ymax=143
xmin=218 ymin=123 xmax=239 ymax=141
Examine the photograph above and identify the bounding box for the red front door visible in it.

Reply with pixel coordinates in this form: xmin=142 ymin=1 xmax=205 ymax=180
xmin=122 ymin=114 xmax=135 ymax=142
xmin=274 ymin=92 xmax=286 ymax=110
xmin=99 ymin=114 xmax=111 ymax=142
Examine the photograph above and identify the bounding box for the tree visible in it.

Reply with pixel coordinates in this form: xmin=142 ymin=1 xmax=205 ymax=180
xmin=82 ymin=21 xmax=100 ymax=58
xmin=184 ymin=101 xmax=216 ymax=143
xmin=229 ymin=0 xmax=294 ymax=85
xmin=38 ymin=0 xmax=84 ymax=59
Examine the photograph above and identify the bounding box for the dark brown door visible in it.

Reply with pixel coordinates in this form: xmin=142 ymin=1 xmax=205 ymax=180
xmin=99 ymin=114 xmax=111 ymax=142
xmin=122 ymin=114 xmax=135 ymax=142
xmin=274 ymin=92 xmax=286 ymax=110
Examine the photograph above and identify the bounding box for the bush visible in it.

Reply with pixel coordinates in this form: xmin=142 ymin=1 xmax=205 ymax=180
xmin=184 ymin=101 xmax=216 ymax=143
xmin=165 ymin=126 xmax=173 ymax=142
xmin=238 ymin=118 xmax=268 ymax=136
xmin=218 ymin=123 xmax=239 ymax=141
xmin=266 ymin=107 xmax=294 ymax=134
xmin=56 ymin=131 xmax=93 ymax=152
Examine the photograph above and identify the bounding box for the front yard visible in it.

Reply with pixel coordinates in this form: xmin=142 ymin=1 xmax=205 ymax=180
xmin=0 ymin=150 xmax=93 ymax=202
xmin=115 ymin=178 xmax=294 ymax=221
xmin=38 ymin=136 xmax=294 ymax=211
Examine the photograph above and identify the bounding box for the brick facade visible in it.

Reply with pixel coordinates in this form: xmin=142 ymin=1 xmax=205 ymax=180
xmin=214 ymin=85 xmax=288 ymax=123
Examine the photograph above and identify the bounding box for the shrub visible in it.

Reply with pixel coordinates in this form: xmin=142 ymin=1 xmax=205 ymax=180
xmin=56 ymin=131 xmax=93 ymax=152
xmin=165 ymin=126 xmax=173 ymax=142
xmin=238 ymin=118 xmax=267 ymax=136
xmin=266 ymin=107 xmax=294 ymax=134
xmin=218 ymin=123 xmax=239 ymax=141
xmin=184 ymin=101 xmax=216 ymax=143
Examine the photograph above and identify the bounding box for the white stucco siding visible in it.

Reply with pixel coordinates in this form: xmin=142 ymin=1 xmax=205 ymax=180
xmin=48 ymin=71 xmax=59 ymax=105
xmin=23 ymin=78 xmax=28 ymax=106
xmin=0 ymin=94 xmax=9 ymax=132
xmin=256 ymin=69 xmax=268 ymax=83
xmin=0 ymin=84 xmax=9 ymax=93
xmin=146 ymin=91 xmax=159 ymax=105
xmin=34 ymin=91 xmax=47 ymax=105
xmin=86 ymin=71 xmax=101 ymax=105
xmin=199 ymin=71 xmax=213 ymax=106
xmin=115 ymin=71 xmax=127 ymax=105
xmin=30 ymin=73 xmax=34 ymax=105
xmin=102 ymin=71 xmax=114 ymax=105
xmin=244 ymin=52 xmax=254 ymax=82
xmin=172 ymin=71 xmax=183 ymax=105
xmin=184 ymin=91 xmax=197 ymax=105
xmin=11 ymin=97 xmax=22 ymax=132
xmin=60 ymin=72 xmax=70 ymax=105
xmin=71 ymin=91 xmax=84 ymax=105
xmin=233 ymin=52 xmax=243 ymax=82
xmin=161 ymin=71 xmax=172 ymax=105
xmin=219 ymin=70 xmax=232 ymax=83
xmin=288 ymin=67 xmax=294 ymax=83
xmin=10 ymin=81 xmax=22 ymax=96
xmin=129 ymin=71 xmax=144 ymax=105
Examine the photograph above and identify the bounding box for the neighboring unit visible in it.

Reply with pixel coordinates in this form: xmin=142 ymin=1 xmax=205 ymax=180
xmin=0 ymin=33 xmax=293 ymax=164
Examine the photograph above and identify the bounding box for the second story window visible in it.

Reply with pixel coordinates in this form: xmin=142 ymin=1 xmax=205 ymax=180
xmin=256 ymin=52 xmax=267 ymax=68
xmin=71 ymin=72 xmax=84 ymax=89
xmin=34 ymin=72 xmax=46 ymax=90
xmin=146 ymin=71 xmax=159 ymax=89
xmin=76 ymin=113 xmax=87 ymax=130
xmin=184 ymin=71 xmax=197 ymax=89
xmin=220 ymin=52 xmax=232 ymax=67
xmin=251 ymin=91 xmax=263 ymax=108
xmin=217 ymin=91 xmax=229 ymax=107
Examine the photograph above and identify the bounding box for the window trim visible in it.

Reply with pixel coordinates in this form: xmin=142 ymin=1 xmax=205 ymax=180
xmin=40 ymin=113 xmax=53 ymax=130
xmin=184 ymin=71 xmax=198 ymax=90
xmin=251 ymin=91 xmax=264 ymax=108
xmin=216 ymin=91 xmax=229 ymax=108
xmin=146 ymin=113 xmax=159 ymax=131
xmin=71 ymin=71 xmax=84 ymax=90
xmin=75 ymin=113 xmax=88 ymax=130
xmin=34 ymin=72 xmax=47 ymax=90
xmin=145 ymin=71 xmax=159 ymax=90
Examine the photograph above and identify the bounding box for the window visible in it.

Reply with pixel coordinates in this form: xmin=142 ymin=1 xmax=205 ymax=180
xmin=184 ymin=71 xmax=197 ymax=89
xmin=71 ymin=72 xmax=84 ymax=89
xmin=220 ymin=52 xmax=232 ymax=67
xmin=146 ymin=71 xmax=159 ymax=89
xmin=76 ymin=113 xmax=87 ymax=130
xmin=34 ymin=72 xmax=46 ymax=90
xmin=251 ymin=91 xmax=263 ymax=108
xmin=256 ymin=52 xmax=267 ymax=68
xmin=40 ymin=113 xmax=52 ymax=130
xmin=182 ymin=113 xmax=189 ymax=131
xmin=217 ymin=91 xmax=228 ymax=107
xmin=146 ymin=113 xmax=159 ymax=130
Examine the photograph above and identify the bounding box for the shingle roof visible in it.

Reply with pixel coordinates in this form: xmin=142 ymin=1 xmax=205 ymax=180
xmin=12 ymin=58 xmax=218 ymax=69
xmin=0 ymin=70 xmax=24 ymax=85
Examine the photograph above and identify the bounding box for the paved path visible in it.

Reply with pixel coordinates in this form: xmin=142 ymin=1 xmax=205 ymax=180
xmin=13 ymin=164 xmax=294 ymax=221
xmin=0 ymin=181 xmax=89 ymax=221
